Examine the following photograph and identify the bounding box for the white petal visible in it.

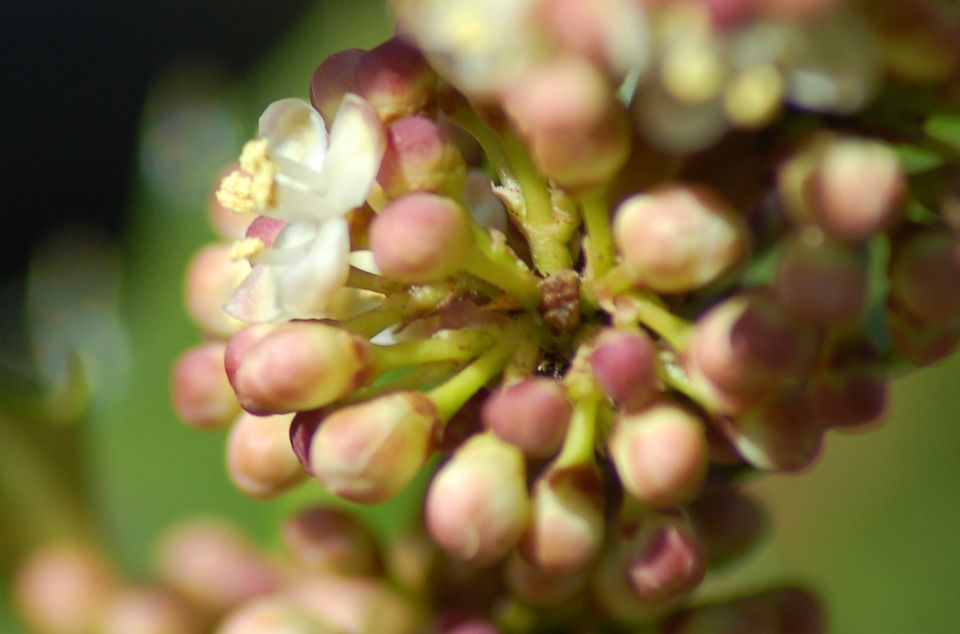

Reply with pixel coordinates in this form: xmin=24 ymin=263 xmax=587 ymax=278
xmin=259 ymin=98 xmax=328 ymax=172
xmin=223 ymin=264 xmax=285 ymax=323
xmin=275 ymin=218 xmax=351 ymax=319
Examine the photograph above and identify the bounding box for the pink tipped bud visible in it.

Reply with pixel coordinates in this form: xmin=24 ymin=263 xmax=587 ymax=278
xmin=625 ymin=521 xmax=706 ymax=603
xmin=281 ymin=507 xmax=379 ymax=576
xmin=101 ymin=586 xmax=199 ymax=634
xmin=377 ymin=116 xmax=467 ymax=198
xmin=370 ymin=193 xmax=474 ymax=282
xmin=481 ymin=377 xmax=572 ymax=458
xmin=723 ymin=391 xmax=824 ymax=472
xmin=309 ymin=392 xmax=438 ymax=503
xmin=184 ymin=243 xmax=248 ymax=338
xmin=226 ymin=412 xmax=304 ymax=499
xmin=608 ymin=402 xmax=709 ymax=507
xmin=518 ymin=466 xmax=605 ymax=573
xmin=310 ymin=49 xmax=364 ymax=121
xmin=356 ymin=37 xmax=438 ymax=122
xmin=613 ymin=185 xmax=748 ymax=293
xmin=208 ymin=164 xmax=256 ymax=239
xmin=288 ymin=576 xmax=421 ymax=634
xmin=505 ymin=551 xmax=587 ymax=606
xmin=230 ymin=322 xmax=372 ymax=414
xmin=539 ymin=0 xmax=648 ymax=76
xmin=811 ymin=139 xmax=905 ymax=242
xmin=171 ymin=342 xmax=239 ymax=430
xmin=690 ymin=483 xmax=769 ymax=566
xmin=776 ymin=235 xmax=869 ymax=324
xmin=809 ymin=367 xmax=888 ymax=430
xmin=154 ymin=519 xmax=280 ymax=615
xmin=889 ymin=231 xmax=960 ymax=323
xmin=687 ymin=290 xmax=818 ymax=413
xmin=589 ymin=328 xmax=658 ymax=412
xmin=426 ymin=433 xmax=530 ymax=566
xmin=15 ymin=543 xmax=118 ymax=634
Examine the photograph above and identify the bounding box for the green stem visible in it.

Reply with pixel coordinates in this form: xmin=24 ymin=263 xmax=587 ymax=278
xmin=428 ymin=323 xmax=528 ymax=422
xmin=346 ymin=266 xmax=401 ymax=295
xmin=554 ymin=394 xmax=600 ymax=469
xmin=442 ymin=96 xmax=513 ymax=182
xmin=338 ymin=285 xmax=449 ymax=339
xmin=631 ymin=292 xmax=693 ymax=351
xmin=371 ymin=328 xmax=495 ymax=374
xmin=465 ymin=225 xmax=541 ymax=311
xmin=580 ymin=188 xmax=615 ymax=279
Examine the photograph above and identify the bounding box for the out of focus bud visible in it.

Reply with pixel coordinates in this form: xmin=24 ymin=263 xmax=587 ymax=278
xmin=281 ymin=507 xmax=379 ymax=576
xmin=723 ymin=390 xmax=824 ymax=472
xmin=310 ymin=49 xmax=365 ymax=121
xmin=287 ymin=575 xmax=421 ymax=634
xmin=309 ymin=392 xmax=438 ymax=503
xmin=686 ymin=290 xmax=818 ymax=413
xmin=539 ymin=0 xmax=648 ymax=77
xmin=888 ymin=231 xmax=960 ymax=323
xmin=775 ymin=233 xmax=869 ymax=324
xmin=811 ymin=139 xmax=905 ymax=242
xmin=171 ymin=342 xmax=239 ymax=430
xmin=589 ymin=328 xmax=658 ymax=412
xmin=217 ymin=596 xmax=324 ymax=634
xmin=184 ymin=243 xmax=248 ymax=338
xmin=689 ymin=483 xmax=769 ymax=567
xmin=356 ymin=37 xmax=438 ymax=122
xmin=809 ymin=366 xmax=888 ymax=430
xmin=886 ymin=301 xmax=959 ymax=367
xmin=613 ymin=185 xmax=747 ymax=293
xmin=518 ymin=466 xmax=604 ymax=573
xmin=505 ymin=551 xmax=587 ymax=606
xmin=377 ymin=116 xmax=467 ymax=198
xmin=625 ymin=519 xmax=706 ymax=604
xmin=155 ymin=519 xmax=280 ymax=615
xmin=431 ymin=611 xmax=501 ymax=634
xmin=15 ymin=543 xmax=118 ymax=634
xmin=663 ymin=585 xmax=825 ymax=634
xmin=226 ymin=413 xmax=304 ymax=498
xmin=481 ymin=377 xmax=571 ymax=458
xmin=608 ymin=402 xmax=709 ymax=507
xmin=426 ymin=433 xmax=530 ymax=566
xmin=229 ymin=323 xmax=372 ymax=414
xmin=370 ymin=193 xmax=474 ymax=282
xmin=101 ymin=587 xmax=199 ymax=634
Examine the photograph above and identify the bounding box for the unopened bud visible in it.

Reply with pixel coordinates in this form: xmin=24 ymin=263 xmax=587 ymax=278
xmin=184 ymin=243 xmax=248 ymax=338
xmin=287 ymin=575 xmax=421 ymax=634
xmin=809 ymin=367 xmax=888 ymax=430
xmin=776 ymin=233 xmax=869 ymax=324
xmin=625 ymin=520 xmax=706 ymax=604
xmin=539 ymin=0 xmax=647 ymax=76
xmin=886 ymin=300 xmax=959 ymax=366
xmin=608 ymin=402 xmax=709 ymax=507
xmin=426 ymin=433 xmax=530 ymax=566
xmin=690 ymin=483 xmax=769 ymax=566
xmin=377 ymin=116 xmax=467 ymax=198
xmin=281 ymin=507 xmax=379 ymax=576
xmin=505 ymin=551 xmax=587 ymax=606
xmin=356 ymin=37 xmax=438 ymax=122
xmin=310 ymin=49 xmax=365 ymax=121
xmin=664 ymin=585 xmax=825 ymax=634
xmin=589 ymin=328 xmax=658 ymax=413
xmin=309 ymin=392 xmax=438 ymax=503
xmin=370 ymin=193 xmax=474 ymax=282
xmin=171 ymin=342 xmax=239 ymax=430
xmin=431 ymin=611 xmax=501 ymax=634
xmin=613 ymin=185 xmax=747 ymax=293
xmin=230 ymin=322 xmax=372 ymax=414
xmin=481 ymin=377 xmax=572 ymax=458
xmin=226 ymin=413 xmax=304 ymax=499
xmin=101 ymin=586 xmax=199 ymax=634
xmin=217 ymin=596 xmax=321 ymax=634
xmin=723 ymin=390 xmax=824 ymax=472
xmin=889 ymin=231 xmax=960 ymax=323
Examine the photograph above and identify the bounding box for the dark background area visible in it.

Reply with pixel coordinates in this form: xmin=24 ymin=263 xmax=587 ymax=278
xmin=0 ymin=0 xmax=310 ymax=277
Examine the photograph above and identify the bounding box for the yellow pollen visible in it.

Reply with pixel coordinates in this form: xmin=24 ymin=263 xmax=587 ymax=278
xmin=216 ymin=171 xmax=255 ymax=214
xmin=238 ymin=139 xmax=278 ymax=210
xmin=230 ymin=237 xmax=266 ymax=261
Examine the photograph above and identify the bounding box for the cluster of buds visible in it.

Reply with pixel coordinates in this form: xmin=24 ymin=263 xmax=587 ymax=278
xmin=172 ymin=0 xmax=960 ymax=630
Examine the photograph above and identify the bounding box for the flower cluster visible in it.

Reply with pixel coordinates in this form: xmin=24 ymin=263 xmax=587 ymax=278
xmin=171 ymin=0 xmax=960 ymax=631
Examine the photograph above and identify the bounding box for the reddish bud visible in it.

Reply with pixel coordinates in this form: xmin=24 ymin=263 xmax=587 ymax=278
xmin=281 ymin=507 xmax=379 ymax=576
xmin=889 ymin=231 xmax=960 ymax=323
xmin=356 ymin=37 xmax=438 ymax=122
xmin=310 ymin=49 xmax=365 ymax=122
xmin=171 ymin=342 xmax=239 ymax=430
xmin=625 ymin=521 xmax=706 ymax=603
xmin=377 ymin=116 xmax=467 ymax=198
xmin=589 ymin=328 xmax=658 ymax=412
xmin=776 ymin=234 xmax=869 ymax=324
xmin=608 ymin=402 xmax=709 ymax=507
xmin=887 ymin=300 xmax=959 ymax=366
xmin=505 ymin=551 xmax=587 ymax=606
xmin=226 ymin=412 xmax=304 ymax=499
xmin=502 ymin=58 xmax=611 ymax=135
xmin=723 ymin=390 xmax=824 ymax=472
xmin=809 ymin=368 xmax=888 ymax=430
xmin=371 ymin=193 xmax=474 ymax=282
xmin=690 ymin=483 xmax=769 ymax=566
xmin=431 ymin=611 xmax=501 ymax=634
xmin=481 ymin=377 xmax=572 ymax=458
xmin=614 ymin=185 xmax=748 ymax=293
xmin=425 ymin=433 xmax=530 ymax=566
xmin=309 ymin=392 xmax=438 ymax=503
xmin=184 ymin=243 xmax=248 ymax=338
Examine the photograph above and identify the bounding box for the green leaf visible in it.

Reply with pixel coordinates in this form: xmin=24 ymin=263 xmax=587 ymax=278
xmin=892 ymin=143 xmax=945 ymax=174
xmin=924 ymin=114 xmax=960 ymax=154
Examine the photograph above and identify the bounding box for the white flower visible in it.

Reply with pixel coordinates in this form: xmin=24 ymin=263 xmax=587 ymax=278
xmin=217 ymin=95 xmax=386 ymax=322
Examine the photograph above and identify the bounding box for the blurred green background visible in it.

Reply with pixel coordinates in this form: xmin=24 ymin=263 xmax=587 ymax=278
xmin=1 ymin=1 xmax=959 ymax=632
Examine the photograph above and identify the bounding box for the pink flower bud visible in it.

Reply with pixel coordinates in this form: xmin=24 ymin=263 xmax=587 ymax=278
xmin=723 ymin=391 xmax=824 ymax=472
xmin=886 ymin=300 xmax=959 ymax=366
xmin=613 ymin=185 xmax=748 ymax=293
xmin=356 ymin=37 xmax=438 ymax=122
xmin=776 ymin=235 xmax=869 ymax=324
xmin=15 ymin=543 xmax=118 ymax=634
xmin=154 ymin=519 xmax=280 ymax=615
xmin=377 ymin=116 xmax=467 ymax=198
xmin=218 ymin=596 xmax=320 ymax=634
xmin=310 ymin=49 xmax=365 ymax=121
xmin=425 ymin=433 xmax=530 ymax=566
xmin=171 ymin=342 xmax=239 ymax=430
xmin=518 ymin=466 xmax=604 ymax=573
xmin=281 ymin=507 xmax=379 ymax=576
xmin=287 ymin=575 xmax=421 ymax=634
xmin=889 ymin=231 xmax=960 ymax=323
xmin=226 ymin=413 xmax=304 ymax=499
xmin=608 ymin=402 xmax=709 ymax=507
xmin=686 ymin=291 xmax=818 ymax=413
xmin=539 ymin=0 xmax=648 ymax=76
xmin=625 ymin=521 xmax=706 ymax=604
xmin=230 ymin=322 xmax=373 ymax=414
xmin=689 ymin=483 xmax=769 ymax=566
xmin=811 ymin=139 xmax=905 ymax=242
xmin=431 ymin=611 xmax=501 ymax=634
xmin=589 ymin=328 xmax=658 ymax=413
xmin=309 ymin=392 xmax=438 ymax=503
xmin=101 ymin=586 xmax=199 ymax=634
xmin=481 ymin=377 xmax=572 ymax=458
xmin=505 ymin=551 xmax=587 ymax=606
xmin=370 ymin=193 xmax=474 ymax=282
xmin=184 ymin=243 xmax=248 ymax=338
xmin=809 ymin=367 xmax=888 ymax=430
